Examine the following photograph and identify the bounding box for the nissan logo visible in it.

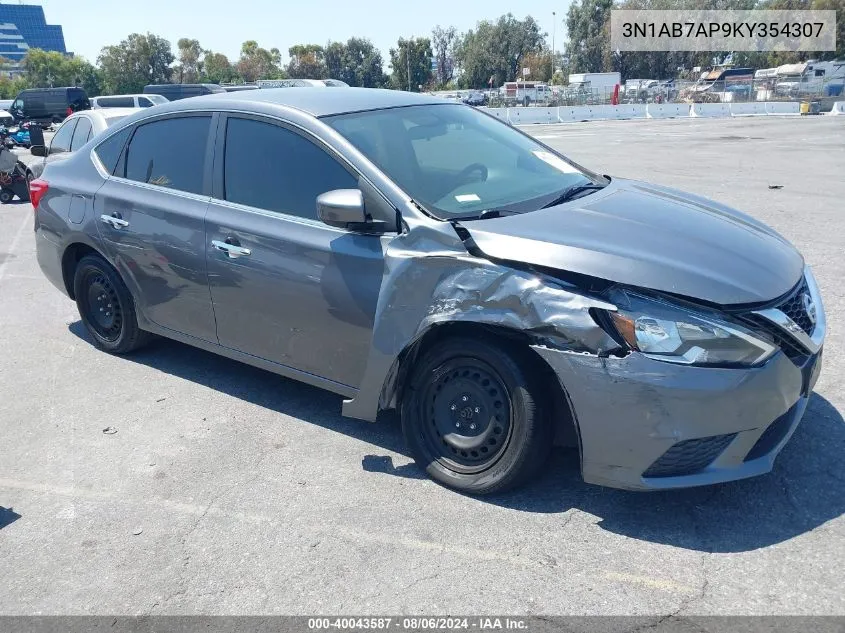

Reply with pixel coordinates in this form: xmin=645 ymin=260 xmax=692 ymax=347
xmin=802 ymin=293 xmax=817 ymax=326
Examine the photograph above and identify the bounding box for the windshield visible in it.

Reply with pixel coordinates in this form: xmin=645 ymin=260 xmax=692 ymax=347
xmin=324 ymin=104 xmax=603 ymax=220
xmin=147 ymin=95 xmax=169 ymax=104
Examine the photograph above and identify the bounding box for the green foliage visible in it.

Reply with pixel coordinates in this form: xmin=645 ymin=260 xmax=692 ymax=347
xmin=389 ymin=37 xmax=434 ymax=91
xmin=175 ymin=38 xmax=203 ymax=84
xmin=454 ymin=14 xmax=546 ymax=88
xmin=98 ymin=33 xmax=174 ymax=94
xmin=287 ymin=44 xmax=327 ymax=79
xmin=431 ymin=25 xmax=458 ymax=87
xmin=202 ymin=51 xmax=237 ymax=84
xmin=236 ymin=40 xmax=283 ymax=82
xmin=325 ymin=38 xmax=387 ymax=87
xmin=19 ymin=49 xmax=102 ymax=95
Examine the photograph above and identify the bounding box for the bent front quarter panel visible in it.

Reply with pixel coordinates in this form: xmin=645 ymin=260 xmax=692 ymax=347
xmin=342 ymin=219 xmax=620 ymax=422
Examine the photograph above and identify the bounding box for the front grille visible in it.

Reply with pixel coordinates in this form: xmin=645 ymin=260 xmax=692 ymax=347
xmin=643 ymin=433 xmax=737 ymax=478
xmin=744 ymin=404 xmax=798 ymax=462
xmin=775 ymin=278 xmax=814 ymax=335
xmin=735 ymin=276 xmax=815 ymax=364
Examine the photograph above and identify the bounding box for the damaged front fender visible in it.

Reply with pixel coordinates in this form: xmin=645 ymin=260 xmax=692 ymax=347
xmin=342 ymin=221 xmax=622 ymax=422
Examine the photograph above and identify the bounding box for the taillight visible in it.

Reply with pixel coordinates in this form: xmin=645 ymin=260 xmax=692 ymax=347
xmin=29 ymin=178 xmax=48 ymax=210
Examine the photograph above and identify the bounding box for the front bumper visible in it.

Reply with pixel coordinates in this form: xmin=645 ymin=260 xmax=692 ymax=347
xmin=532 ymin=346 xmax=822 ymax=491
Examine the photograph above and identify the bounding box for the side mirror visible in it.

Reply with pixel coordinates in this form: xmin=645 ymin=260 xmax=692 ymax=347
xmin=317 ymin=189 xmax=384 ymax=232
xmin=30 ymin=145 xmax=46 ymax=157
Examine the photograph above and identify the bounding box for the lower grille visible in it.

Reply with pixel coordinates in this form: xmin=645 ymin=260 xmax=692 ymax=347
xmin=744 ymin=404 xmax=797 ymax=462
xmin=643 ymin=433 xmax=737 ymax=478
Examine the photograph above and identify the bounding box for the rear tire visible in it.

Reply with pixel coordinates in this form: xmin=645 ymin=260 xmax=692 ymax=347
xmin=401 ymin=337 xmax=552 ymax=495
xmin=73 ymin=254 xmax=150 ymax=354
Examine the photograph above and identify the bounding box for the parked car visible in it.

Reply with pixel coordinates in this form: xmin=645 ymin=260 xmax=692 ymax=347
xmin=462 ymin=91 xmax=487 ymax=106
xmin=0 ymin=99 xmax=13 ymax=111
xmin=143 ymin=84 xmax=225 ymax=101
xmin=31 ymin=89 xmax=825 ymax=495
xmin=92 ymin=94 xmax=168 ymax=109
xmin=28 ymin=108 xmax=141 ymax=180
xmin=9 ymin=87 xmax=90 ymax=125
xmin=221 ymin=85 xmax=259 ymax=92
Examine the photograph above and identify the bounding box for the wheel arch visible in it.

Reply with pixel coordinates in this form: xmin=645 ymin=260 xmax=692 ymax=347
xmin=61 ymin=242 xmax=104 ymax=300
xmin=386 ymin=321 xmax=580 ymax=448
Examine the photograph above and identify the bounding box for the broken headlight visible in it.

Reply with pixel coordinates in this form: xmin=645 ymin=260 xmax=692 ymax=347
xmin=606 ymin=290 xmax=776 ymax=367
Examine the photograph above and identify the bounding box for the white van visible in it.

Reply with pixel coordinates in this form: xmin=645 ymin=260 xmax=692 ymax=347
xmin=91 ymin=94 xmax=169 ymax=109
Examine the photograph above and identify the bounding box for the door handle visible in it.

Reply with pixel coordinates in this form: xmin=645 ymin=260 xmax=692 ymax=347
xmin=100 ymin=214 xmax=129 ymax=229
xmin=211 ymin=240 xmax=251 ymax=258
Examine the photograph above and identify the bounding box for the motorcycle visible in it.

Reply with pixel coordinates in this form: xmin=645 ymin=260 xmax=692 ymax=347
xmin=0 ymin=145 xmax=31 ymax=203
xmin=0 ymin=121 xmax=35 ymax=149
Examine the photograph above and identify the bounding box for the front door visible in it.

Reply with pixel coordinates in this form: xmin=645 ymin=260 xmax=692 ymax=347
xmin=94 ymin=114 xmax=217 ymax=342
xmin=206 ymin=114 xmax=387 ymax=389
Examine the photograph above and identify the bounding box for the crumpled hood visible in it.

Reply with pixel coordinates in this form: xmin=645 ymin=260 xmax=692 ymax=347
xmin=460 ymin=178 xmax=804 ymax=305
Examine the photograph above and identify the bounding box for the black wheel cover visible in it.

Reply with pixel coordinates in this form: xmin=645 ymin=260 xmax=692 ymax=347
xmin=418 ymin=357 xmax=514 ymax=474
xmin=79 ymin=269 xmax=124 ymax=342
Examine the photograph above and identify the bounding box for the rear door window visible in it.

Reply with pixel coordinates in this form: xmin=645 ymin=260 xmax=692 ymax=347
xmin=138 ymin=97 xmax=153 ymax=107
xmin=222 ymin=116 xmax=357 ymax=219
xmin=50 ymin=118 xmax=77 ymax=154
xmin=97 ymin=96 xmax=134 ymax=108
xmin=123 ymin=116 xmax=211 ymax=194
xmin=70 ymin=117 xmax=93 ymax=150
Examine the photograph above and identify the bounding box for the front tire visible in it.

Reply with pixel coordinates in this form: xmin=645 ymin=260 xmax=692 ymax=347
xmin=401 ymin=337 xmax=552 ymax=495
xmin=73 ymin=254 xmax=150 ymax=354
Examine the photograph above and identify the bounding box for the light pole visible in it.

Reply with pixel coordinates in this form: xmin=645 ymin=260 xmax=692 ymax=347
xmin=552 ymin=11 xmax=556 ymax=61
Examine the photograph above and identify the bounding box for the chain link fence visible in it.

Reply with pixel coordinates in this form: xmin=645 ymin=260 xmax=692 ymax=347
xmin=436 ymin=76 xmax=843 ymax=109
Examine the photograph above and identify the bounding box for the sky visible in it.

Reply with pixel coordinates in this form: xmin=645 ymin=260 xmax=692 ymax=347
xmin=38 ymin=0 xmax=571 ymax=67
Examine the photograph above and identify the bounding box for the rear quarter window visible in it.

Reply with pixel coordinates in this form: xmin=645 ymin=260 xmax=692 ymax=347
xmin=123 ymin=116 xmax=211 ymax=194
xmin=94 ymin=126 xmax=133 ymax=174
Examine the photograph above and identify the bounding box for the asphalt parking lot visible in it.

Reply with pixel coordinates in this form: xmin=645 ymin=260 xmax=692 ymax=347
xmin=1 ymin=116 xmax=843 ymax=616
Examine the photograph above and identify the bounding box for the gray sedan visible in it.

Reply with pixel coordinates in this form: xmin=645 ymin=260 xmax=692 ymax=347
xmin=31 ymin=89 xmax=825 ymax=494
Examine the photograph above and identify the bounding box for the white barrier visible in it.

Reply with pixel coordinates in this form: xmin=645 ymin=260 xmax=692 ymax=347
xmin=646 ymin=103 xmax=691 ymax=119
xmin=829 ymin=101 xmax=845 ymax=115
xmin=569 ymin=106 xmax=601 ymax=121
xmin=481 ymin=107 xmax=509 ymax=122
xmin=730 ymin=102 xmax=767 ymax=116
xmin=614 ymin=104 xmax=648 ymax=120
xmin=507 ymin=107 xmax=557 ymax=125
xmin=557 ymin=107 xmax=579 ymax=122
xmin=690 ymin=103 xmax=731 ymax=118
xmin=764 ymin=101 xmax=800 ymax=115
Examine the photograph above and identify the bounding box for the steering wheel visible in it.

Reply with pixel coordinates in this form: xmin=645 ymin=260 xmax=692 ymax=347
xmin=454 ymin=163 xmax=488 ymax=187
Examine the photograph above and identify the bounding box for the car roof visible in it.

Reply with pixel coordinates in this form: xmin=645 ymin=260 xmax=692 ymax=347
xmin=71 ymin=108 xmax=143 ymax=123
xmin=150 ymin=87 xmax=452 ymax=118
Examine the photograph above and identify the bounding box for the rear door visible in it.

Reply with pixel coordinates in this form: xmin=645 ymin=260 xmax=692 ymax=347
xmin=205 ymin=114 xmax=388 ymax=388
xmin=94 ymin=113 xmax=217 ymax=342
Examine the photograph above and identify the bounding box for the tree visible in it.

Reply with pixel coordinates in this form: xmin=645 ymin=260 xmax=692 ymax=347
xmin=389 ymin=37 xmax=433 ymax=91
xmin=287 ymin=44 xmax=326 ymax=79
xmin=98 ymin=33 xmax=174 ymax=94
xmin=176 ymin=38 xmax=203 ymax=84
xmin=431 ymin=25 xmax=458 ymax=87
xmin=565 ymin=0 xmax=614 ymax=74
xmin=236 ymin=40 xmax=283 ymax=82
xmin=455 ymin=14 xmax=546 ymax=88
xmin=21 ymin=49 xmax=102 ymax=95
xmin=521 ymin=50 xmax=554 ymax=82
xmin=202 ymin=51 xmax=237 ymax=84
xmin=324 ymin=38 xmax=386 ymax=87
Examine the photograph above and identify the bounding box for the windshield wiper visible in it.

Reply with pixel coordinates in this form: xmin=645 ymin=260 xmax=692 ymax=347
xmin=541 ymin=183 xmax=607 ymax=209
xmin=448 ymin=208 xmax=514 ymax=222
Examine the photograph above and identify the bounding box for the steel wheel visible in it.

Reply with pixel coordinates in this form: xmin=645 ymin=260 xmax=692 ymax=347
xmin=420 ymin=358 xmax=514 ymax=474
xmin=79 ymin=270 xmax=124 ymax=342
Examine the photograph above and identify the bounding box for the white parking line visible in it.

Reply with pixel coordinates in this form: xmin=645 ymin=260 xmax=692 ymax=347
xmin=0 ymin=211 xmax=30 ymax=283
